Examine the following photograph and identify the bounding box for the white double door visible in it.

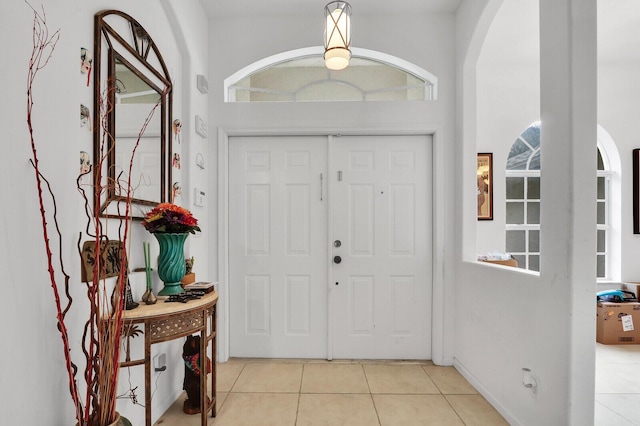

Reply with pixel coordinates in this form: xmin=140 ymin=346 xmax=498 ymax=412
xmin=229 ymin=135 xmax=432 ymax=359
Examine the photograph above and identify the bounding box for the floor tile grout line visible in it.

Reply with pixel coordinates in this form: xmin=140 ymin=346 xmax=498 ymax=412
xmin=368 ymin=392 xmax=383 ymax=426
xmin=421 ymin=364 xmax=445 ymax=395
xmin=294 ymin=364 xmax=305 ymax=425
xmin=225 ymin=361 xmax=248 ymax=394
xmin=441 ymin=394 xmax=470 ymax=426
xmin=364 ymin=365 xmax=386 ymax=426
xmin=294 ymin=392 xmax=302 ymax=425
xmin=361 ymin=364 xmax=373 ymax=394
xmin=212 ymin=361 xmax=246 ymax=415
xmin=298 ymin=363 xmax=305 ymax=394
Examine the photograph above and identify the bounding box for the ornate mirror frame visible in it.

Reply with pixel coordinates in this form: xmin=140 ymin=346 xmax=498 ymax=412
xmin=93 ymin=10 xmax=173 ymax=219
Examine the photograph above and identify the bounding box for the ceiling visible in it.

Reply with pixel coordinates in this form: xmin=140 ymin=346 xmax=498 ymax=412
xmin=199 ymin=0 xmax=638 ymax=65
xmin=200 ymin=0 xmax=463 ymax=18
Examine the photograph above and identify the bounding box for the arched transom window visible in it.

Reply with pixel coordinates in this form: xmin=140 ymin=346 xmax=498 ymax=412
xmin=224 ymin=47 xmax=438 ymax=103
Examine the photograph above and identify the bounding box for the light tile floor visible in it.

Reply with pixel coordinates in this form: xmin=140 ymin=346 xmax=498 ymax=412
xmin=154 ymin=359 xmax=508 ymax=426
xmin=595 ymin=343 xmax=640 ymax=425
xmin=155 ymin=344 xmax=640 ymax=425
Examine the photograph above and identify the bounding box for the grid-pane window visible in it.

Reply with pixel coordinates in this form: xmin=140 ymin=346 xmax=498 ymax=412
xmin=597 ymin=153 xmax=611 ymax=279
xmin=505 ymin=122 xmax=610 ymax=278
xmin=505 ymin=123 xmax=541 ymax=271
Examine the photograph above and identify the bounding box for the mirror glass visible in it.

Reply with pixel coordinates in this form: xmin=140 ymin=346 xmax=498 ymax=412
xmin=94 ymin=10 xmax=172 ymax=219
xmin=114 ymin=58 xmax=162 ymax=203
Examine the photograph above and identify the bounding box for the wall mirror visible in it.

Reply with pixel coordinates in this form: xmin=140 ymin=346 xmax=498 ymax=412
xmin=94 ymin=10 xmax=172 ymax=219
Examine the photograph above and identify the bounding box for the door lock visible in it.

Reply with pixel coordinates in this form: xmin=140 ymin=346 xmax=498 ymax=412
xmin=333 ymin=240 xmax=342 ymax=248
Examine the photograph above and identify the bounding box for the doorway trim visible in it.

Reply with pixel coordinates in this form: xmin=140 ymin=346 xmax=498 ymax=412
xmin=217 ymin=126 xmax=448 ymax=364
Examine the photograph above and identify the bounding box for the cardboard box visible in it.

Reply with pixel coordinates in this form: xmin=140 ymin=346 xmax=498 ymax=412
xmin=596 ymin=302 xmax=640 ymax=344
xmin=622 ymin=283 xmax=640 ymax=300
xmin=181 ymin=272 xmax=196 ymax=286
xmin=480 ymin=258 xmax=518 ymax=268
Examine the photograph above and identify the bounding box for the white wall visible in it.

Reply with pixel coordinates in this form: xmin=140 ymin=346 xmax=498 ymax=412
xmin=474 ymin=0 xmax=640 ymax=282
xmin=0 ymin=1 xmax=208 ymax=424
xmin=599 ymin=60 xmax=640 ymax=280
xmin=456 ymin=0 xmax=598 ymax=425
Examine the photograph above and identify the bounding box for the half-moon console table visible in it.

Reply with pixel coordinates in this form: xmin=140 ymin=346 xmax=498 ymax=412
xmin=120 ymin=290 xmax=218 ymax=426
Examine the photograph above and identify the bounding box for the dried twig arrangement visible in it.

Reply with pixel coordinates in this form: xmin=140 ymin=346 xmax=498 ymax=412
xmin=25 ymin=2 xmax=84 ymax=422
xmin=27 ymin=4 xmax=164 ymax=425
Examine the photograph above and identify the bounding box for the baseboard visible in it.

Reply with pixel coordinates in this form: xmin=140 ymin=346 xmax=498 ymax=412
xmin=432 ymin=356 xmax=454 ymax=366
xmin=453 ymin=358 xmax=520 ymax=426
xmin=153 ymin=388 xmax=184 ymax=424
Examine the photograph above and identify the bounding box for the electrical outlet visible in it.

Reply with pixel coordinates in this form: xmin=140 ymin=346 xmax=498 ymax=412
xmin=194 ymin=188 xmax=205 ymax=206
xmin=522 ymin=368 xmax=538 ymax=398
xmin=154 ymin=353 xmax=167 ymax=372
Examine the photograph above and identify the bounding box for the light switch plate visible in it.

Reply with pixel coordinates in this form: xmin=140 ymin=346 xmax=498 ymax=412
xmin=196 ymin=74 xmax=208 ymax=94
xmin=195 ymin=115 xmax=207 ymax=138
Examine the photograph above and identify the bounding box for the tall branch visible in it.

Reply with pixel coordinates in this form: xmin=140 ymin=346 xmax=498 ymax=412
xmin=25 ymin=3 xmax=83 ymax=422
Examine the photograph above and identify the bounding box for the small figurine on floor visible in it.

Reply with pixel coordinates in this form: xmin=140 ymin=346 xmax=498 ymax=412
xmin=182 ymin=335 xmax=211 ymax=414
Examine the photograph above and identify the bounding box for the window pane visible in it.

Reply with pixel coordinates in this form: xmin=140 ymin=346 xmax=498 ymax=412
xmin=230 ymin=56 xmax=433 ymax=103
xmin=528 ymin=150 xmax=541 ymax=170
xmin=521 ymin=124 xmax=541 ymax=148
xmin=597 ymin=176 xmax=606 ymax=200
xmin=597 ymin=201 xmax=606 ymax=225
xmin=233 ymin=88 xmax=293 ymax=102
xmin=529 ymin=230 xmax=540 ymax=252
xmin=527 ymin=202 xmax=540 ymax=225
xmin=527 ymin=177 xmax=540 ymax=199
xmin=597 ymin=149 xmax=604 ymax=171
xmin=506 ymin=230 xmax=526 ymax=252
xmin=507 ymin=141 xmax=532 ymax=170
xmin=298 ymin=81 xmax=363 ymax=101
xmin=597 ymin=255 xmax=606 ymax=278
xmin=597 ymin=229 xmax=606 ymax=253
xmin=506 ymin=177 xmax=525 ymax=199
xmin=506 ymin=202 xmax=525 ymax=224
xmin=529 ymin=255 xmax=540 ymax=272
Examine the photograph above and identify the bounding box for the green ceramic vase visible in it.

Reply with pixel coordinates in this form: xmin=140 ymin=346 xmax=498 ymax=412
xmin=154 ymin=233 xmax=188 ymax=296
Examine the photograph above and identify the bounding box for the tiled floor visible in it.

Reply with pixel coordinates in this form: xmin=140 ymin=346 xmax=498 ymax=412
xmin=154 ymin=344 xmax=640 ymax=425
xmin=154 ymin=359 xmax=508 ymax=426
xmin=595 ymin=343 xmax=640 ymax=425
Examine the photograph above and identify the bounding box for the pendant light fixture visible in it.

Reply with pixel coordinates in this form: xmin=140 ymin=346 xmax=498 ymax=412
xmin=324 ymin=1 xmax=352 ymax=70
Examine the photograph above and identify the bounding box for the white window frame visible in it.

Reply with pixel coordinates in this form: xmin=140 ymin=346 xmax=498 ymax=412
xmin=506 ymin=129 xmax=617 ymax=280
xmin=596 ymin=169 xmax=611 ymax=279
xmin=223 ymin=47 xmax=438 ymax=103
xmin=505 ymin=170 xmax=540 ymax=271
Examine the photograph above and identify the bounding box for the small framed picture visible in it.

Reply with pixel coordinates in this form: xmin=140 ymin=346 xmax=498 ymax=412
xmin=477 ymin=153 xmax=493 ymax=220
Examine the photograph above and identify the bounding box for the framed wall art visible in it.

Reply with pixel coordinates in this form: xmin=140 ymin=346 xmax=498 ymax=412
xmin=633 ymin=149 xmax=640 ymax=233
xmin=477 ymin=153 xmax=493 ymax=220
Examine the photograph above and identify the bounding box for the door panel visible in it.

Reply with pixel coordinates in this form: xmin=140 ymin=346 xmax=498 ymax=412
xmin=229 ymin=134 xmax=432 ymax=360
xmin=229 ymin=136 xmax=328 ymax=358
xmin=331 ymin=135 xmax=432 ymax=359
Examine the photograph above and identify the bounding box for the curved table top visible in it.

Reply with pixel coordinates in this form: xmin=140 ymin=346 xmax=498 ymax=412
xmin=122 ymin=290 xmax=218 ymax=322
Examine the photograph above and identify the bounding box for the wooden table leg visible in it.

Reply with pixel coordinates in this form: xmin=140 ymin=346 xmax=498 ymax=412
xmin=145 ymin=327 xmax=152 ymax=426
xmin=200 ymin=326 xmax=207 ymax=426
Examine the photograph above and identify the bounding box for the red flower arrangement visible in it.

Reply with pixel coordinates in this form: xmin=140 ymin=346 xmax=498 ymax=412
xmin=142 ymin=203 xmax=201 ymax=234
